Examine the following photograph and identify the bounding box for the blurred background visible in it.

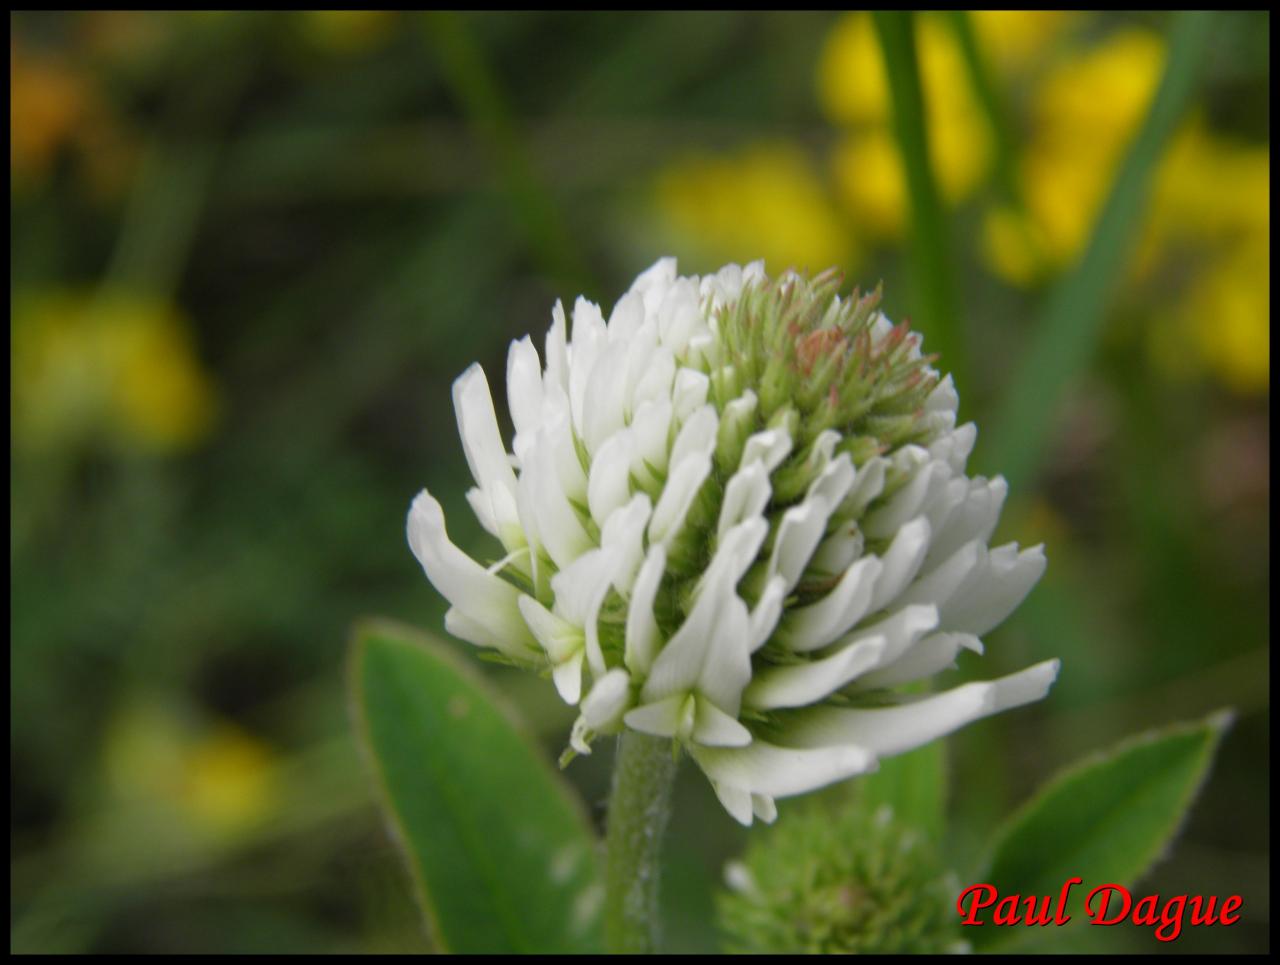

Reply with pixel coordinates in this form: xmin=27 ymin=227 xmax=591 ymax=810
xmin=10 ymin=10 xmax=1268 ymax=953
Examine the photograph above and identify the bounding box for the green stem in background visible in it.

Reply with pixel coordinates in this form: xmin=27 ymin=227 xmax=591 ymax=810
xmin=873 ymin=11 xmax=967 ymax=394
xmin=422 ymin=11 xmax=594 ymax=296
xmin=604 ymin=732 xmax=679 ymax=954
xmin=984 ymin=11 xmax=1216 ymax=491
xmin=945 ymin=10 xmax=1023 ymax=211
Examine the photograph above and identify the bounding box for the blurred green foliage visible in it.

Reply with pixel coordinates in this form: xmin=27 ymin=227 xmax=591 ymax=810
xmin=10 ymin=10 xmax=1269 ymax=954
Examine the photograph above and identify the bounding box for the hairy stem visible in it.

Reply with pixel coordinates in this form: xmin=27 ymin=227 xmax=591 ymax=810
xmin=603 ymin=731 xmax=679 ymax=953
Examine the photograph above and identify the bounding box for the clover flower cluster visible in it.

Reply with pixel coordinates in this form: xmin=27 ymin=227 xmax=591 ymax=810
xmin=408 ymin=258 xmax=1057 ymax=825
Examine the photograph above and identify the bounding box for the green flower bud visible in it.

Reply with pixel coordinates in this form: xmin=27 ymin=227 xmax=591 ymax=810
xmin=717 ymin=792 xmax=963 ymax=954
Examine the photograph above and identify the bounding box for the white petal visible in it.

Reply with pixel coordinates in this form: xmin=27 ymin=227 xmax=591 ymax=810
xmin=705 ymin=516 xmax=770 ymax=592
xmin=715 ymin=390 xmax=759 ymax=468
xmin=689 ymin=740 xmax=877 ymax=799
xmin=407 ymin=491 xmax=534 ymax=657
xmin=514 ymin=472 xmax=545 ymax=590
xmin=693 ymin=698 xmax=753 ymax=747
xmin=701 ymin=262 xmax=743 ymax=307
xmin=752 ymin=794 xmax=777 ymax=824
xmin=668 ymin=404 xmax=718 ymax=470
xmin=671 ymin=368 xmax=711 ymax=425
xmin=506 ymin=336 xmax=544 ymax=439
xmin=740 ymin=427 xmax=792 ymax=473
xmin=587 ymin=433 xmax=633 ymax=526
xmin=807 ymin=452 xmax=855 ymax=508
xmin=838 ymin=603 xmax=940 ymax=668
xmin=581 ymin=668 xmax=632 ymax=730
xmin=659 ymin=278 xmax=705 ymax=355
xmin=896 ymin=539 xmax=986 ymax=612
xmin=625 ymin=545 xmax=666 ymax=677
xmin=941 ymin=543 xmax=1046 ymax=635
xmin=921 ymin=475 xmax=971 ymax=543
xmin=608 ymin=290 xmax=645 ymax=341
xmin=712 ymin=781 xmax=755 ymax=826
xmin=744 ymin=636 xmax=887 ymax=709
xmin=842 ymin=456 xmax=886 ymax=518
xmin=641 ymin=560 xmax=736 ymax=703
xmin=568 ymin=297 xmax=607 ymax=433
xmin=929 ymin=421 xmax=977 ymax=474
xmin=717 ymin=460 xmax=772 ymax=540
xmin=551 ymin=650 xmax=586 ymax=704
xmin=768 ymin=497 xmax=836 ymax=592
xmin=685 ymin=332 xmax=718 ymax=370
xmin=630 ymin=341 xmax=676 ymax=412
xmin=648 ymin=451 xmax=712 ymax=549
xmin=517 ymin=594 xmax=581 ymax=663
xmin=600 ymin=494 xmax=652 ymax=594
xmin=630 ymin=256 xmax=678 ymax=316
xmin=628 ymin=398 xmax=674 ymax=483
xmin=863 ymin=459 xmax=946 ymax=540
xmin=452 ymin=365 xmax=520 ymax=539
xmin=807 ymin=521 xmax=863 ymax=577
xmin=544 ymin=300 xmax=569 ymax=393
xmin=624 ymin=693 xmax=689 ymax=739
xmin=465 ymin=486 xmax=499 ymax=538
xmin=530 ymin=430 xmax=593 ymax=570
xmin=582 ymin=341 xmax=630 ymax=453
xmin=778 ymin=556 xmax=882 ymax=652
xmin=444 ymin=607 xmax=526 ymax=655
xmin=539 ymin=382 xmax=588 ymax=501
xmin=551 ymin=549 xmax=617 ymax=676
xmin=854 ymin=632 xmax=982 ymax=689
xmin=748 ymin=575 xmax=789 ymax=653
xmin=924 ymin=476 xmax=1007 ymax=571
xmin=570 ymin=715 xmax=594 ymax=755
xmin=697 ymin=592 xmax=753 ymax=717
xmin=868 ymin=515 xmax=932 ymax=612
xmin=926 ymin=373 xmax=959 ymax=415
xmin=779 ymin=660 xmax=1061 ymax=757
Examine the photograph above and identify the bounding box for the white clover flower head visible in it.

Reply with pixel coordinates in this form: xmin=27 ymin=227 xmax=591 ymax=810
xmin=408 ymin=258 xmax=1059 ymax=826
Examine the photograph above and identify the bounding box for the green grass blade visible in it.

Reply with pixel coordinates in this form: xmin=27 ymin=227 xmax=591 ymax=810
xmin=945 ymin=11 xmax=1022 ymax=210
xmin=984 ymin=11 xmax=1217 ymax=489
xmin=872 ymin=11 xmax=967 ymax=392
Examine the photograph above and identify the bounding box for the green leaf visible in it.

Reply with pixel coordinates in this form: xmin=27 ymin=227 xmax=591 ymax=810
xmin=349 ymin=618 xmax=603 ymax=953
xmin=973 ymin=710 xmax=1233 ymax=949
xmin=984 ymin=11 xmax=1217 ymax=490
xmin=857 ymin=736 xmax=946 ymax=842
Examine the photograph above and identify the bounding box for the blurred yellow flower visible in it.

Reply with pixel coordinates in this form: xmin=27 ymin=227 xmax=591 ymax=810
xmin=1154 ymin=237 xmax=1270 ymax=397
xmin=969 ymin=10 xmax=1078 ymax=75
xmin=102 ymin=698 xmax=277 ymax=839
xmin=1135 ymin=125 xmax=1269 ymax=395
xmin=12 ymin=291 xmax=218 ymax=454
xmin=656 ymin=142 xmax=854 ymax=275
xmin=180 ymin=726 xmax=279 ymax=835
xmin=981 ymin=28 xmax=1166 ymax=280
xmin=830 ymin=130 xmax=907 ymax=239
xmin=1144 ymin=121 xmax=1270 ymax=256
xmin=817 ymin=13 xmax=889 ymax=127
xmin=819 ymin=13 xmax=991 ymax=241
